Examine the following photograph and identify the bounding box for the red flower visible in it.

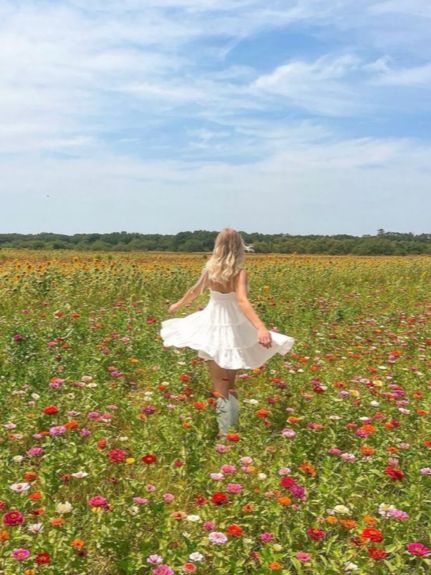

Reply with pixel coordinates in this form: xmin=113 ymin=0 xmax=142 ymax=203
xmin=211 ymin=492 xmax=229 ymax=506
xmin=226 ymin=524 xmax=243 ymax=537
xmin=226 ymin=433 xmax=240 ymax=442
xmin=35 ymin=552 xmax=51 ymax=565
xmin=384 ymin=466 xmax=404 ymax=481
xmin=141 ymin=453 xmax=157 ymax=464
xmin=43 ymin=405 xmax=59 ymax=415
xmin=194 ymin=495 xmax=208 ymax=506
xmin=3 ymin=510 xmax=24 ymax=526
xmin=180 ymin=374 xmax=190 ymax=382
xmin=280 ymin=476 xmax=296 ymax=488
xmin=361 ymin=528 xmax=384 ymax=542
xmin=307 ymin=528 xmax=326 ymax=541
xmin=97 ymin=438 xmax=108 ymax=449
xmin=108 ymin=448 xmax=127 ymax=463
xmin=368 ymin=547 xmax=387 ymax=560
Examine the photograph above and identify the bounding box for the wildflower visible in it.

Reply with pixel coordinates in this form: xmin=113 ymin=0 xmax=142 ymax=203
xmin=406 ymin=543 xmax=430 ymax=556
xmin=208 ymin=532 xmax=228 ymax=544
xmin=12 ymin=548 xmax=31 ymax=561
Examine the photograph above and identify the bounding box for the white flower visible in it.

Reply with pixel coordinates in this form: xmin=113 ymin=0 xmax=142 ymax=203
xmin=28 ymin=523 xmax=44 ymax=534
xmin=128 ymin=506 xmax=139 ymax=515
xmin=186 ymin=515 xmax=201 ymax=522
xmin=243 ymin=399 xmax=258 ymax=405
xmin=328 ymin=504 xmax=351 ymax=515
xmin=257 ymin=473 xmax=267 ymax=480
xmin=56 ymin=501 xmax=73 ymax=514
xmin=370 ymin=400 xmax=380 ymax=407
xmin=81 ymin=375 xmax=93 ymax=383
xmin=87 ymin=383 xmax=98 ymax=388
xmin=31 ymin=393 xmax=40 ymax=400
xmin=344 ymin=561 xmax=359 ymax=571
xmin=4 ymin=422 xmax=17 ymax=429
xmin=378 ymin=503 xmax=396 ymax=517
xmin=189 ymin=552 xmax=204 ymax=562
xmin=71 ymin=471 xmax=88 ymax=479
xmin=12 ymin=455 xmax=24 ymax=463
xmin=10 ymin=482 xmax=30 ymax=493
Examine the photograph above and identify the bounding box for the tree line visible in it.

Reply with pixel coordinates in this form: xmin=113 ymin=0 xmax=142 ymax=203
xmin=0 ymin=229 xmax=430 ymax=255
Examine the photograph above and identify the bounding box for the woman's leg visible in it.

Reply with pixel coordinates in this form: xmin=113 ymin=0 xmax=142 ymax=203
xmin=207 ymin=360 xmax=232 ymax=437
xmin=226 ymin=368 xmax=239 ymax=429
xmin=207 ymin=359 xmax=230 ymax=399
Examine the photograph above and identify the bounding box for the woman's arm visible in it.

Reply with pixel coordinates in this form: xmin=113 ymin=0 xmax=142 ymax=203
xmin=169 ymin=269 xmax=208 ymax=313
xmin=235 ymin=269 xmax=272 ymax=348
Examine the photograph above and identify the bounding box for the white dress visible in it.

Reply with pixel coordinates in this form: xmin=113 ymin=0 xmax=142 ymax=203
xmin=160 ymin=288 xmax=295 ymax=370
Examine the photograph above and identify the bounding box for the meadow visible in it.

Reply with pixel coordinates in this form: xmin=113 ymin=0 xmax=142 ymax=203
xmin=0 ymin=250 xmax=431 ymax=575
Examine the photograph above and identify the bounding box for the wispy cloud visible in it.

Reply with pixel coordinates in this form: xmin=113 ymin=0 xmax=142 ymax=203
xmin=0 ymin=0 xmax=430 ymax=232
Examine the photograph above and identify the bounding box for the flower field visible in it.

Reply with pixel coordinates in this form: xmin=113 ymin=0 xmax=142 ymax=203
xmin=1 ymin=250 xmax=431 ymax=574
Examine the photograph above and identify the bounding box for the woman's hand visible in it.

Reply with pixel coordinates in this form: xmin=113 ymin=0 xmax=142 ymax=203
xmin=168 ymin=303 xmax=181 ymax=314
xmin=257 ymin=326 xmax=272 ymax=348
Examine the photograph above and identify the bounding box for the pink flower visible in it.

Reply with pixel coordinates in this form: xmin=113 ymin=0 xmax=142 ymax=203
xmin=133 ymin=497 xmax=149 ymax=505
xmin=27 ymin=447 xmax=44 ymax=457
xmin=203 ymin=520 xmax=216 ymax=531
xmin=260 ymin=532 xmax=274 ymax=543
xmin=88 ymin=496 xmax=108 ymax=508
xmin=208 ymin=532 xmax=228 ymax=544
xmin=226 ymin=483 xmax=242 ymax=493
xmin=163 ymin=493 xmax=175 ymax=503
xmin=220 ymin=464 xmax=236 ymax=474
xmin=153 ymin=565 xmax=174 ymax=575
xmin=406 ymin=543 xmax=431 ymax=556
xmin=281 ymin=428 xmax=296 ymax=439
xmin=49 ymin=425 xmax=66 ymax=436
xmin=296 ymin=551 xmax=312 ymax=562
xmin=12 ymin=548 xmax=31 ymax=561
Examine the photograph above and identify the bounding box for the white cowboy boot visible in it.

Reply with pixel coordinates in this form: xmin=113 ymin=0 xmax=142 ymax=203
xmin=228 ymin=392 xmax=240 ymax=430
xmin=216 ymin=396 xmax=230 ymax=437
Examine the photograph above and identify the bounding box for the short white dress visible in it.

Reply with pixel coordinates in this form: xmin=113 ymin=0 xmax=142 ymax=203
xmin=160 ymin=288 xmax=295 ymax=370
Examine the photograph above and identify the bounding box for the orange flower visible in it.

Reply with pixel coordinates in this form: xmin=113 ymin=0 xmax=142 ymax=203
xmin=64 ymin=420 xmax=79 ymax=430
xmin=361 ymin=445 xmax=375 ymax=456
xmin=51 ymin=517 xmax=65 ymax=527
xmin=193 ymin=401 xmax=206 ymax=410
xmin=363 ymin=515 xmax=378 ymax=526
xmin=256 ymin=409 xmax=270 ymax=418
xmin=0 ymin=530 xmax=10 ymax=541
xmin=326 ymin=516 xmax=338 ymax=524
xmin=269 ymin=562 xmax=283 ymax=571
xmin=277 ymin=496 xmax=291 ymax=506
xmin=23 ymin=471 xmax=38 ymax=481
xmin=72 ymin=539 xmax=85 ymax=549
xmin=28 ymin=491 xmax=42 ymax=501
xmin=299 ymin=462 xmax=316 ymax=477
xmin=287 ymin=416 xmax=301 ymax=424
xmin=359 ymin=424 xmax=376 ymax=434
xmin=242 ymin=503 xmax=255 ymax=513
xmin=340 ymin=519 xmax=357 ymax=529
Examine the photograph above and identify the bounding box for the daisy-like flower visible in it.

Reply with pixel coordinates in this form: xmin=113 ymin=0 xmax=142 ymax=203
xmin=28 ymin=523 xmax=44 ymax=534
xmin=186 ymin=515 xmax=201 ymax=522
xmin=189 ymin=552 xmax=204 ymax=562
xmin=328 ymin=504 xmax=351 ymax=515
xmin=56 ymin=502 xmax=73 ymax=514
xmin=10 ymin=483 xmax=30 ymax=493
xmin=71 ymin=471 xmax=88 ymax=479
xmin=208 ymin=532 xmax=228 ymax=544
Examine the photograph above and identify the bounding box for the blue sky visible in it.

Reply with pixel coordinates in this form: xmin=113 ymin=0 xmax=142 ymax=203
xmin=1 ymin=0 xmax=430 ymax=235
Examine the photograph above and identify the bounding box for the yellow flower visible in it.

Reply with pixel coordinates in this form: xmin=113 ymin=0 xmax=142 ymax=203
xmin=126 ymin=457 xmax=135 ymax=464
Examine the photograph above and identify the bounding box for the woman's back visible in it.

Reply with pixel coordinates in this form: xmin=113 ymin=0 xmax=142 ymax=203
xmin=207 ymin=270 xmax=243 ymax=294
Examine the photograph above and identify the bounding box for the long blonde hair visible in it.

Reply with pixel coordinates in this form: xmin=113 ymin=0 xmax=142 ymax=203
xmin=204 ymin=228 xmax=253 ymax=285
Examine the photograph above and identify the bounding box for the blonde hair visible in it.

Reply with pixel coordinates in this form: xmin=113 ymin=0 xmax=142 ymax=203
xmin=204 ymin=228 xmax=253 ymax=285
